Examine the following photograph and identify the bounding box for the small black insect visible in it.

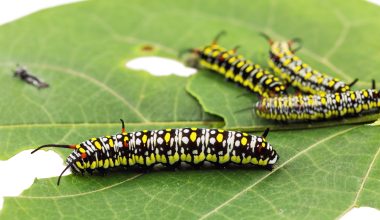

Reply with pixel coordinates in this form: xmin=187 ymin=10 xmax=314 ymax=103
xmin=14 ymin=65 xmax=49 ymax=89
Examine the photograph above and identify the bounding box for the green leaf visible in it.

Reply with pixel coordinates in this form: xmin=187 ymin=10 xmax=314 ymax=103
xmin=1 ymin=0 xmax=380 ymax=219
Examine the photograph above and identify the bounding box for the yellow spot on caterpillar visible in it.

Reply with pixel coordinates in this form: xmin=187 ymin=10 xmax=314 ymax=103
xmin=109 ymin=139 xmax=114 ymax=147
xmin=79 ymin=148 xmax=85 ymax=153
xmin=256 ymin=71 xmax=263 ymax=78
xmin=321 ymin=97 xmax=327 ymax=105
xmin=94 ymin=141 xmax=102 ymax=150
xmin=241 ymin=137 xmax=247 ymax=145
xmin=363 ymin=90 xmax=369 ymax=97
xmin=283 ymin=59 xmax=291 ymax=65
xmin=115 ymin=159 xmax=120 ymax=166
xmin=109 ymin=158 xmax=114 ymax=167
xmin=75 ymin=145 xmax=80 ymax=149
xmin=75 ymin=161 xmax=83 ymax=169
xmin=234 ymin=75 xmax=243 ymax=83
xmin=122 ymin=156 xmax=127 ymax=165
xmin=161 ymin=155 xmax=167 ymax=164
xmin=208 ymin=154 xmax=217 ymax=162
xmin=186 ymin=154 xmax=192 ymax=162
xmin=216 ymin=133 xmax=223 ymax=142
xmin=169 ymin=152 xmax=179 ymax=165
xmin=156 ymin=154 xmax=161 ymax=163
xmin=146 ymin=157 xmax=152 ymax=166
xmin=226 ymin=69 xmax=235 ymax=79
xmin=180 ymin=154 xmax=186 ymax=161
xmin=104 ymin=159 xmax=109 ymax=169
xmin=294 ymin=65 xmax=302 ymax=72
xmin=143 ymin=130 xmax=148 ymax=133
xmin=190 ymin=132 xmax=197 ymax=142
xmin=231 ymin=155 xmax=241 ymax=163
xmin=129 ymin=156 xmax=136 ymax=165
xmin=258 ymin=158 xmax=269 ymax=166
xmin=218 ymin=129 xmax=224 ymax=132
xmin=90 ymin=161 xmax=96 ymax=169
xmin=219 ymin=154 xmax=230 ymax=164
xmin=150 ymin=154 xmax=156 ymax=164
xmin=242 ymin=156 xmax=252 ymax=164
xmin=98 ymin=160 xmax=103 ymax=167
xmin=140 ymin=156 xmax=145 ymax=164
xmin=335 ymin=95 xmax=341 ymax=102
xmin=164 ymin=133 xmax=170 ymax=143
xmin=228 ymin=57 xmax=236 ymax=63
xmin=142 ymin=135 xmax=148 ymax=144
xmin=191 ymin=127 xmax=197 ymax=131
xmin=193 ymin=155 xmax=200 ymax=164
xmin=169 ymin=153 xmax=178 ymax=165
xmin=220 ymin=66 xmax=226 ymax=74
xmin=245 ymin=66 xmax=253 ymax=72
xmin=243 ymin=133 xmax=248 ymax=136
xmin=198 ymin=152 xmax=205 ymax=162
xmin=251 ymin=157 xmax=259 ymax=165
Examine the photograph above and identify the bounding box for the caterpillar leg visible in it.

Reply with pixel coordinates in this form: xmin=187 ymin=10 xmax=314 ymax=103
xmin=97 ymin=167 xmax=109 ymax=176
xmin=191 ymin=161 xmax=204 ymax=170
xmin=214 ymin=163 xmax=227 ymax=169
xmin=86 ymin=168 xmax=94 ymax=175
xmin=265 ymin=164 xmax=274 ymax=171
xmin=136 ymin=165 xmax=154 ymax=173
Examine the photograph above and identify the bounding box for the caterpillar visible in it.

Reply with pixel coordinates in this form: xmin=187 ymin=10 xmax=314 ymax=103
xmin=31 ymin=120 xmax=279 ymax=185
xmin=13 ymin=65 xmax=49 ymax=89
xmin=182 ymin=31 xmax=287 ymax=97
xmin=260 ymin=33 xmax=357 ymax=95
xmin=255 ymin=86 xmax=380 ymax=121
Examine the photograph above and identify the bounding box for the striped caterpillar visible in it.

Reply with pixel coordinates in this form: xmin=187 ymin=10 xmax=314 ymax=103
xmin=260 ymin=33 xmax=358 ymax=95
xmin=183 ymin=32 xmax=287 ymax=97
xmin=31 ymin=120 xmax=279 ymax=185
xmin=255 ymin=87 xmax=380 ymax=121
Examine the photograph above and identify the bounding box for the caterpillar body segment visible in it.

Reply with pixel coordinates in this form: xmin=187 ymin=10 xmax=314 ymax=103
xmin=32 ymin=120 xmax=279 ymax=185
xmin=256 ymin=89 xmax=380 ymax=121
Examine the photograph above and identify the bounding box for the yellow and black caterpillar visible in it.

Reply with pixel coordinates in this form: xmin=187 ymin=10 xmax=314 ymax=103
xmin=261 ymin=33 xmax=357 ymax=95
xmin=184 ymin=32 xmax=287 ymax=97
xmin=256 ymin=89 xmax=380 ymax=121
xmin=32 ymin=120 xmax=279 ymax=185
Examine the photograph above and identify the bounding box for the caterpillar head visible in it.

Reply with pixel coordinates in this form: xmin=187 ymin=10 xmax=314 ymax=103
xmin=31 ymin=119 xmax=130 ymax=185
xmin=259 ymin=32 xmax=302 ymax=56
xmin=255 ymin=128 xmax=279 ymax=170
